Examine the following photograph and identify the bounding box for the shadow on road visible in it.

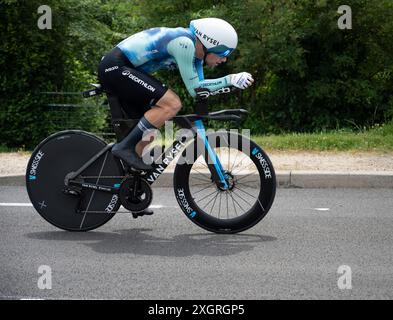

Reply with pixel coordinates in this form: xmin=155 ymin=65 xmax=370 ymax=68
xmin=26 ymin=228 xmax=277 ymax=257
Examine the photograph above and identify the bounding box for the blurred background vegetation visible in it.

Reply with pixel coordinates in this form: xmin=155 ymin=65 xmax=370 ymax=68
xmin=1 ymin=0 xmax=392 ymax=149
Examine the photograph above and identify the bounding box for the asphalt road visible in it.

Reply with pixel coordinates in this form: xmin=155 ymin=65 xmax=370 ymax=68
xmin=0 ymin=186 xmax=392 ymax=300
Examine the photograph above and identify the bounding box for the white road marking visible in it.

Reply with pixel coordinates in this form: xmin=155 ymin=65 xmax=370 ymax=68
xmin=314 ymin=208 xmax=330 ymax=211
xmin=119 ymin=205 xmax=166 ymax=210
xmin=150 ymin=205 xmax=166 ymax=209
xmin=0 ymin=295 xmax=46 ymax=300
xmin=0 ymin=203 xmax=32 ymax=206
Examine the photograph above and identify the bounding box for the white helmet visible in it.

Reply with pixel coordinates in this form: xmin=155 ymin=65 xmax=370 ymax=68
xmin=189 ymin=18 xmax=238 ymax=57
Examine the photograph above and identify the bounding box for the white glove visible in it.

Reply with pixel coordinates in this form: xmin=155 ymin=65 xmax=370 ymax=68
xmin=230 ymin=72 xmax=254 ymax=89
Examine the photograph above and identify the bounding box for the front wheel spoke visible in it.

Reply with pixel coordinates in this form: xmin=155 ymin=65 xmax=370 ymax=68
xmin=196 ymin=190 xmax=219 ymax=206
xmin=209 ymin=191 xmax=220 ymax=215
xmin=231 ymin=189 xmax=254 ymax=207
xmin=190 ymin=175 xmax=212 ymax=183
xmin=230 ymin=154 xmax=248 ymax=173
xmin=236 ymin=180 xmax=260 ymax=188
xmin=232 ymin=164 xmax=255 ymax=176
xmin=200 ymin=191 xmax=219 ymax=211
xmin=257 ymin=198 xmax=266 ymax=212
xmin=193 ymin=183 xmax=215 ymax=195
xmin=231 ymin=167 xmax=248 ymax=176
xmin=218 ymin=192 xmax=222 ymax=219
xmin=230 ymin=150 xmax=240 ymax=173
xmin=229 ymin=192 xmax=241 ymax=216
xmin=235 ymin=185 xmax=259 ymax=200
xmin=195 ymin=157 xmax=209 ymax=169
xmin=190 ymin=182 xmax=214 ymax=188
xmin=192 ymin=167 xmax=211 ymax=178
xmin=226 ymin=192 xmax=229 ymax=219
xmin=235 ymin=172 xmax=258 ymax=183
xmin=229 ymin=192 xmax=246 ymax=212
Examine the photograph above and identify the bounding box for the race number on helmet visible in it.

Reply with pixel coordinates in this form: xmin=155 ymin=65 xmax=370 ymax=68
xmin=189 ymin=18 xmax=238 ymax=57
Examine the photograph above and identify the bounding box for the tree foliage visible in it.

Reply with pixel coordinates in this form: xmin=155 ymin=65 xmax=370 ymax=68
xmin=1 ymin=0 xmax=392 ymax=148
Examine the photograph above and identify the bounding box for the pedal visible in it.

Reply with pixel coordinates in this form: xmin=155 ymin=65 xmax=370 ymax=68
xmin=131 ymin=209 xmax=154 ymax=219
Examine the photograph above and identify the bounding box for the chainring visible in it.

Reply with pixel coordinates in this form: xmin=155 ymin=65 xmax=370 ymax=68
xmin=119 ymin=176 xmax=152 ymax=212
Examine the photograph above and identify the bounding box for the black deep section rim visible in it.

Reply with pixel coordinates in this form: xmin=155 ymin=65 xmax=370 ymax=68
xmin=26 ymin=130 xmax=124 ymax=231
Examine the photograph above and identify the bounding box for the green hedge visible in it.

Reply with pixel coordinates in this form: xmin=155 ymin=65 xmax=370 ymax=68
xmin=1 ymin=0 xmax=392 ymax=149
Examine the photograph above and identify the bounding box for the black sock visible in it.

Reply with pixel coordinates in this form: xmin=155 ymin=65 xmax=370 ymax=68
xmin=113 ymin=116 xmax=156 ymax=152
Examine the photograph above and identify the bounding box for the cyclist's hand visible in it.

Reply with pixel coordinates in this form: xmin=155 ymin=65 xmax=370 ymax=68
xmin=230 ymin=72 xmax=254 ymax=89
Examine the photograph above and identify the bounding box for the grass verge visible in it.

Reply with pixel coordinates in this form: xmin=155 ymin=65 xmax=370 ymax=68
xmin=253 ymin=122 xmax=393 ymax=152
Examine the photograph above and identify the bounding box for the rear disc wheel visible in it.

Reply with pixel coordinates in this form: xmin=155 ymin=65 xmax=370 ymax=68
xmin=26 ymin=130 xmax=124 ymax=231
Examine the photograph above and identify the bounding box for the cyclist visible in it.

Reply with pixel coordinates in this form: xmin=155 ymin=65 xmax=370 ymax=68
xmin=98 ymin=17 xmax=254 ymax=171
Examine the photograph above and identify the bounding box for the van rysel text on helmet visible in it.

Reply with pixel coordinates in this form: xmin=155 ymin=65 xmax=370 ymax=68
xmin=194 ymin=29 xmax=220 ymax=46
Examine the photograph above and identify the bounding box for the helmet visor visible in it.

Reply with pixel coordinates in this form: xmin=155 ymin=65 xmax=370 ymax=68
xmin=206 ymin=45 xmax=234 ymax=57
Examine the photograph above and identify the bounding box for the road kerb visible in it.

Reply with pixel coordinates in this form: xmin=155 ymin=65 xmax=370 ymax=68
xmin=1 ymin=171 xmax=392 ymax=188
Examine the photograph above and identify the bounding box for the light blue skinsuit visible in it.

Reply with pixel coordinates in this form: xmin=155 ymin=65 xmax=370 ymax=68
xmin=117 ymin=27 xmax=232 ymax=97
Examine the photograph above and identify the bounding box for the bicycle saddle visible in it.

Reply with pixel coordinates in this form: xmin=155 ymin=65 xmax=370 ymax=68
xmin=82 ymin=83 xmax=104 ymax=98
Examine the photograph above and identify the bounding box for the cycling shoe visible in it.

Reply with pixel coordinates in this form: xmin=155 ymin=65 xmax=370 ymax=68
xmin=132 ymin=208 xmax=154 ymax=219
xmin=111 ymin=147 xmax=152 ymax=171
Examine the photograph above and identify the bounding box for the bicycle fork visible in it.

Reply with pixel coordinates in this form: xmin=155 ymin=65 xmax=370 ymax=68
xmin=194 ymin=120 xmax=229 ymax=190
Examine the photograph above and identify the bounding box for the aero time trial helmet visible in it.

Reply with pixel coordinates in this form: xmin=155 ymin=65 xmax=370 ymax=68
xmin=189 ymin=18 xmax=238 ymax=57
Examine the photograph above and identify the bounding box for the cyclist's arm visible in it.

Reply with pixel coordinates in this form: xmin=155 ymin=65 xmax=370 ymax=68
xmin=167 ymin=37 xmax=231 ymax=97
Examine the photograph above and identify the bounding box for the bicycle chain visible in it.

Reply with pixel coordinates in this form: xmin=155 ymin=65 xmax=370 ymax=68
xmin=77 ymin=175 xmax=152 ymax=213
xmin=79 ymin=175 xmax=149 ymax=179
xmin=79 ymin=175 xmax=126 ymax=179
xmin=78 ymin=210 xmax=130 ymax=214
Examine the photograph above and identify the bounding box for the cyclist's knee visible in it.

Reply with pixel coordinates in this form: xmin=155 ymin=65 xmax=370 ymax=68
xmin=157 ymin=90 xmax=182 ymax=117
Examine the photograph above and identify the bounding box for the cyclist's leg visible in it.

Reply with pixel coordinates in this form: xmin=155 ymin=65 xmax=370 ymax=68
xmin=100 ymin=64 xmax=168 ymax=169
xmin=99 ymin=48 xmax=168 ymax=114
xmin=134 ymin=90 xmax=182 ymax=157
xmin=135 ymin=130 xmax=155 ymax=156
xmin=144 ymin=89 xmax=182 ymax=128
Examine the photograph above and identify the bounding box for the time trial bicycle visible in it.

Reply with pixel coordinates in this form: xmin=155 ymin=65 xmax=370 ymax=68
xmin=26 ymin=85 xmax=276 ymax=233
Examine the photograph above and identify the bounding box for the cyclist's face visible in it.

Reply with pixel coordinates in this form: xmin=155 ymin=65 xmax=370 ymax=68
xmin=205 ymin=53 xmax=227 ymax=67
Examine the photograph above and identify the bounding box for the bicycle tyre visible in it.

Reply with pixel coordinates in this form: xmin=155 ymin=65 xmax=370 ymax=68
xmin=26 ymin=130 xmax=124 ymax=231
xmin=173 ymin=131 xmax=276 ymax=234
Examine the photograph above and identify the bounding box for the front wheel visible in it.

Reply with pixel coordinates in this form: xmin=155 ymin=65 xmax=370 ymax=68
xmin=174 ymin=131 xmax=276 ymax=234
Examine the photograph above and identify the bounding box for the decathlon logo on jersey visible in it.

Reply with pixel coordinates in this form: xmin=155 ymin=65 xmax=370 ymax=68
xmin=121 ymin=70 xmax=156 ymax=92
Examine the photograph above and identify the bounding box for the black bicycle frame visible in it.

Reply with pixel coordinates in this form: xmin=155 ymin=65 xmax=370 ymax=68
xmin=68 ymin=86 xmax=246 ymax=193
xmin=67 ymin=119 xmax=226 ymax=193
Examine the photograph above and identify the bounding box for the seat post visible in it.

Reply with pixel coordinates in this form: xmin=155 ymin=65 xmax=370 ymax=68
xmin=107 ymin=94 xmax=138 ymax=142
